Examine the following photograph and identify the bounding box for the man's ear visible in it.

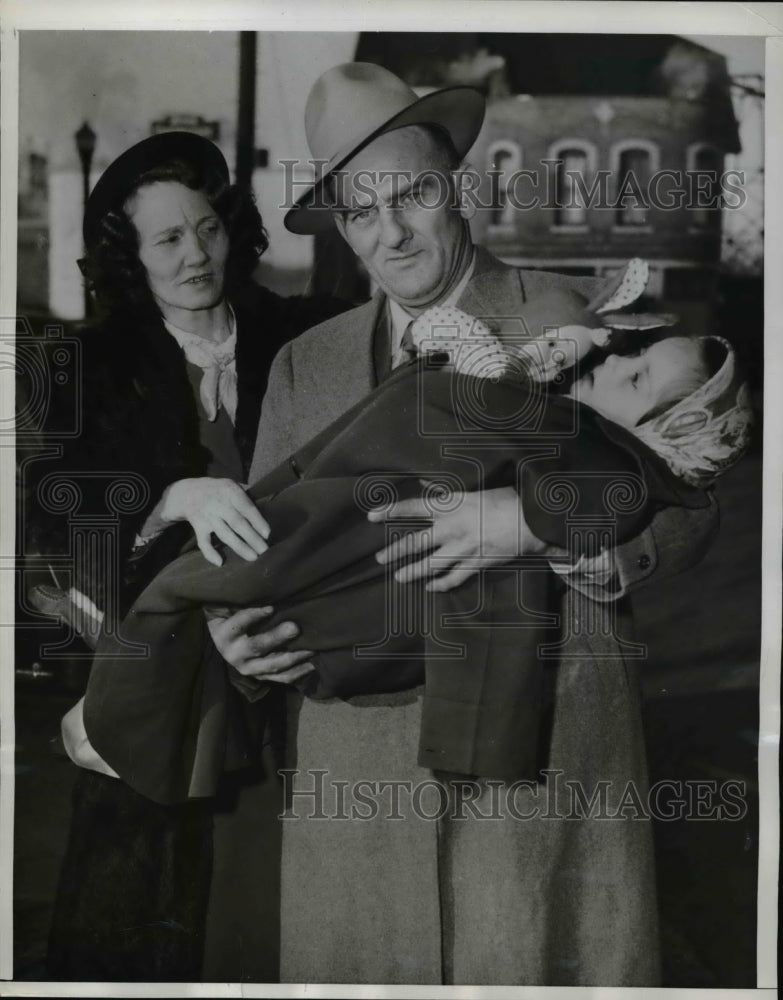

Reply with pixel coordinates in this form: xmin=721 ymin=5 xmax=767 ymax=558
xmin=454 ymin=160 xmax=480 ymax=221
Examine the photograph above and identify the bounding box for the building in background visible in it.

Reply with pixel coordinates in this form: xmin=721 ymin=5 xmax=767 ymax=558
xmin=349 ymin=33 xmax=749 ymax=332
xmin=721 ymin=72 xmax=764 ymax=277
xmin=17 ymin=31 xmax=762 ymax=326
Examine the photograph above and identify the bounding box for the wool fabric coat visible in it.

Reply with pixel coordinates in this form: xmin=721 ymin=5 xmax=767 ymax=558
xmin=83 ymin=349 xmax=709 ymax=806
xmin=244 ymin=247 xmax=719 ymax=987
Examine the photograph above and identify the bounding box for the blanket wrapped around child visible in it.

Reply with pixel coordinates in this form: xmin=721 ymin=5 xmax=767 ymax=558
xmin=83 ymin=295 xmax=711 ymax=804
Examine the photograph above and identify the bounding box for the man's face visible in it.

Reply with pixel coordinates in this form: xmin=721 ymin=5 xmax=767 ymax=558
xmin=332 ymin=127 xmax=471 ymax=313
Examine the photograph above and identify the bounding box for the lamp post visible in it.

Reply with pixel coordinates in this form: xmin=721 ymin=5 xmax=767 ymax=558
xmin=74 ymin=121 xmax=96 ymax=318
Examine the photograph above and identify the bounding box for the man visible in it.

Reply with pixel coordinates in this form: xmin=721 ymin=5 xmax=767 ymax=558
xmin=210 ymin=63 xmax=718 ymax=985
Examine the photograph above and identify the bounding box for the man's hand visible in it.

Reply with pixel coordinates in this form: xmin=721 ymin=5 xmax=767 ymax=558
xmin=159 ymin=477 xmax=271 ymax=566
xmin=207 ymin=606 xmax=315 ymax=684
xmin=368 ymin=485 xmax=547 ymax=592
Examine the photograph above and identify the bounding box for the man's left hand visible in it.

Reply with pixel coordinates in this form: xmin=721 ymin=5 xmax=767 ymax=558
xmin=368 ymin=485 xmax=547 ymax=592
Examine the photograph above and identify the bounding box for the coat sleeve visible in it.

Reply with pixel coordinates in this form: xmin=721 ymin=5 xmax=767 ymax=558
xmin=556 ymin=494 xmax=719 ymax=603
xmin=615 ymin=496 xmax=719 ymax=594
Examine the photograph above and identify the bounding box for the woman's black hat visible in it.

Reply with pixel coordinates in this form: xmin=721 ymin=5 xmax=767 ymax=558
xmin=82 ymin=131 xmax=229 ymax=247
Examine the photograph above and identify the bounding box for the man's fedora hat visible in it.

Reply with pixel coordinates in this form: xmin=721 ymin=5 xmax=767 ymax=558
xmin=83 ymin=131 xmax=229 ymax=248
xmin=284 ymin=62 xmax=486 ymax=235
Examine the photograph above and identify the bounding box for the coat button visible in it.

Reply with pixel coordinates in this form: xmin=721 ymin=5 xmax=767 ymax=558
xmin=638 ymin=553 xmax=651 ymax=571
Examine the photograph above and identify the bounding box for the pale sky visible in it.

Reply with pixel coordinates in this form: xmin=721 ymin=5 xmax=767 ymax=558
xmin=19 ymin=32 xmax=240 ymax=168
xmin=685 ymin=35 xmax=765 ymax=77
xmin=18 ymin=29 xmax=767 ymax=180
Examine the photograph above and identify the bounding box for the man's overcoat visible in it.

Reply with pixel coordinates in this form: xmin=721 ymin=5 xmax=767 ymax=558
xmin=248 ymin=247 xmax=718 ymax=986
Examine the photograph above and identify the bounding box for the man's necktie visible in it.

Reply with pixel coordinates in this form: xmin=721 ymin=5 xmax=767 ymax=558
xmin=397 ymin=322 xmax=418 ymax=366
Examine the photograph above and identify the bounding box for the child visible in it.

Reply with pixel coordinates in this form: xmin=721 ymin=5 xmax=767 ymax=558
xmin=74 ymin=289 xmax=753 ymax=805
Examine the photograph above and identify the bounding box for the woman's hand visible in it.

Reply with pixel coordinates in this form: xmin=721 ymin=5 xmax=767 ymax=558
xmin=159 ymin=477 xmax=270 ymax=566
xmin=207 ymin=606 xmax=315 ymax=684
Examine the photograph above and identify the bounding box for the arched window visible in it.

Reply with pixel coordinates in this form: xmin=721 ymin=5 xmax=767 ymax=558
xmin=548 ymin=140 xmax=597 ymax=227
xmin=611 ymin=140 xmax=660 ymax=227
xmin=486 ymin=140 xmax=521 ymax=227
xmin=687 ymin=143 xmax=722 ymax=228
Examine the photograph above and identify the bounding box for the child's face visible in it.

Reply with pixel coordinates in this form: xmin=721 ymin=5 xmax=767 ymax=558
xmin=570 ymin=337 xmax=700 ymax=428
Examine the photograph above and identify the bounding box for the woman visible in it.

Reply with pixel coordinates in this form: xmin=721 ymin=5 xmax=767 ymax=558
xmin=30 ymin=131 xmax=348 ymax=982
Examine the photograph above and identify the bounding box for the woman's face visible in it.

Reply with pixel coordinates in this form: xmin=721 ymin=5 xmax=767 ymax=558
xmin=125 ymin=181 xmax=229 ymax=324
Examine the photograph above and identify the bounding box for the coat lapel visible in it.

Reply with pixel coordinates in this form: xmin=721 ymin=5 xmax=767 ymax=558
xmin=289 ymin=248 xmax=539 ymax=448
xmin=329 ymin=292 xmax=383 ymax=393
xmin=295 ymin=293 xmax=385 ymax=436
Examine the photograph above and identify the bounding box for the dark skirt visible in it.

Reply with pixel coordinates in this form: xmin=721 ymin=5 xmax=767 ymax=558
xmin=46 ymin=769 xmax=214 ymax=982
xmin=46 ymin=689 xmax=284 ymax=983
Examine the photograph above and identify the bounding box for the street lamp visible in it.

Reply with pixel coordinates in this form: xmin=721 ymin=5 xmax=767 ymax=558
xmin=74 ymin=121 xmax=96 ymax=318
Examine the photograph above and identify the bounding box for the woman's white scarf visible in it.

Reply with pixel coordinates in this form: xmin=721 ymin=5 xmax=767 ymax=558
xmin=163 ymin=307 xmax=238 ymax=424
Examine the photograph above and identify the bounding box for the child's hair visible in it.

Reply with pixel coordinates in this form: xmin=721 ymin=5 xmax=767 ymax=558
xmin=637 ymin=336 xmax=722 ymax=425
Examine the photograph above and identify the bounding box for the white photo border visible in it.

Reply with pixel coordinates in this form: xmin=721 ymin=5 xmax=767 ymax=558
xmin=1 ymin=2 xmax=780 ymax=997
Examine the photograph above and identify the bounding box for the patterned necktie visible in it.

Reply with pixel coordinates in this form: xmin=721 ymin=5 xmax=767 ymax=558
xmin=398 ymin=322 xmax=418 ymax=364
